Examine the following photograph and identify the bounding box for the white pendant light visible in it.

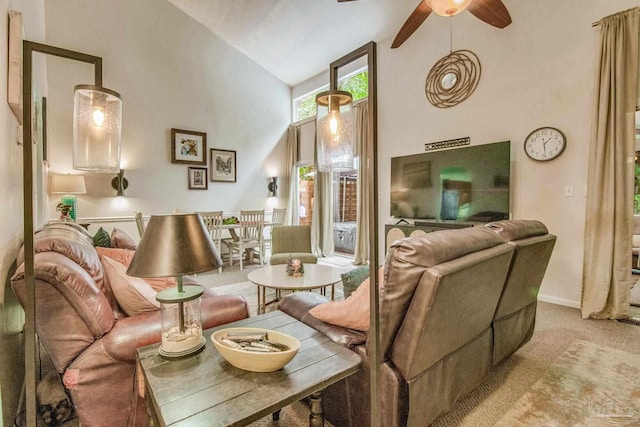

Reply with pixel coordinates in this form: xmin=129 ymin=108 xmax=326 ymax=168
xmin=73 ymin=85 xmax=123 ymax=173
xmin=315 ymin=90 xmax=354 ymax=172
xmin=426 ymin=0 xmax=472 ymax=17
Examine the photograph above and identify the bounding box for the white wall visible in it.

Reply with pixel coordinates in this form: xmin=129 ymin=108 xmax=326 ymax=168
xmin=0 ymin=1 xmax=47 ymax=421
xmin=378 ymin=0 xmax=638 ymax=308
xmin=43 ymin=0 xmax=291 ymax=221
xmin=294 ymin=0 xmax=639 ymax=308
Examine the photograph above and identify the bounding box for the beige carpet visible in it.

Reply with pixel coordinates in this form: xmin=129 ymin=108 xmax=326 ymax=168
xmin=494 ymin=340 xmax=640 ymax=426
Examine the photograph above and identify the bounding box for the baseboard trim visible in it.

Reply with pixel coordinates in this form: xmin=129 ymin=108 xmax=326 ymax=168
xmin=538 ymin=294 xmax=581 ymax=309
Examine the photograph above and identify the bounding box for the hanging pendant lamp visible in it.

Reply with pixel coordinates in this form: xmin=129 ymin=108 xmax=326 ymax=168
xmin=315 ymin=89 xmax=354 ymax=172
xmin=73 ymin=84 xmax=123 ymax=173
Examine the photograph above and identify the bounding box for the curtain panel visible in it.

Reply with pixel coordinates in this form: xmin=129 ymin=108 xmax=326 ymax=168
xmin=286 ymin=125 xmax=300 ymax=225
xmin=353 ymin=101 xmax=370 ymax=265
xmin=582 ymin=8 xmax=640 ymax=319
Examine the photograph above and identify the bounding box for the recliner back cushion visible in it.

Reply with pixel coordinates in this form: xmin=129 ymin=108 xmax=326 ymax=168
xmin=390 ymin=244 xmax=513 ymax=380
xmin=379 ymin=227 xmax=506 ymax=357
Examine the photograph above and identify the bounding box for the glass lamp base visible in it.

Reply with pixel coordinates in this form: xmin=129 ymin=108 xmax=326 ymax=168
xmin=158 ymin=336 xmax=206 ymax=360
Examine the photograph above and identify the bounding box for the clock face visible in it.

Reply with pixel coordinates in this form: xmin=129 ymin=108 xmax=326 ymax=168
xmin=524 ymin=127 xmax=566 ymax=162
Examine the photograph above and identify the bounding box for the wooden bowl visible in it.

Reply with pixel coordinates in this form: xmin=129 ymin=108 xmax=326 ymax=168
xmin=211 ymin=327 xmax=300 ymax=372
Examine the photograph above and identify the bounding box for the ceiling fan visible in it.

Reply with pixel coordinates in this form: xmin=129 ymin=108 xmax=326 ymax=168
xmin=391 ymin=0 xmax=512 ymax=48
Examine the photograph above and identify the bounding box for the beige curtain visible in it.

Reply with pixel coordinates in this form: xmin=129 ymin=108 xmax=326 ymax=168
xmin=582 ymin=8 xmax=640 ymax=319
xmin=353 ymin=101 xmax=370 ymax=265
xmin=285 ymin=125 xmax=299 ymax=225
xmin=311 ymin=134 xmax=335 ymax=257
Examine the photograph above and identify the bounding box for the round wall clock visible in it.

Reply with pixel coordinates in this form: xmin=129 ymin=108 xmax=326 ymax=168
xmin=524 ymin=127 xmax=566 ymax=161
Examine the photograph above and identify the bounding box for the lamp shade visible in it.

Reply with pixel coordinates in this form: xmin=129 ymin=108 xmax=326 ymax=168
xmin=127 ymin=213 xmax=222 ymax=278
xmin=316 ymin=90 xmax=354 ymax=172
xmin=426 ymin=0 xmax=472 ymax=16
xmin=73 ymin=84 xmax=123 ymax=173
xmin=50 ymin=174 xmax=87 ymax=194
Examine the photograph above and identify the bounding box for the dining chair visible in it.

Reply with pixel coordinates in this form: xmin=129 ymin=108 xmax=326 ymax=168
xmin=223 ymin=209 xmax=265 ymax=270
xmin=134 ymin=211 xmax=145 ymax=237
xmin=264 ymin=207 xmax=287 ymax=252
xmin=196 ymin=210 xmax=224 ymax=273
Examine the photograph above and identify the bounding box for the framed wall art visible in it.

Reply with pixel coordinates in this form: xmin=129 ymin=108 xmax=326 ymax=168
xmin=171 ymin=128 xmax=207 ymax=165
xmin=210 ymin=148 xmax=236 ymax=182
xmin=188 ymin=167 xmax=208 ymax=190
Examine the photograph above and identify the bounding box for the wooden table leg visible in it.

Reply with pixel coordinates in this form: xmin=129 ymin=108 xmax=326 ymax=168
xmin=309 ymin=391 xmax=324 ymax=427
xmin=272 ymin=409 xmax=281 ymax=421
xmin=331 ymin=284 xmax=335 ymax=301
xmin=256 ymin=285 xmax=262 ymax=315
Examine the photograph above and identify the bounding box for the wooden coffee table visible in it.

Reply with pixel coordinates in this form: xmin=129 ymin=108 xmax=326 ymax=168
xmin=248 ymin=264 xmax=342 ymax=314
xmin=137 ymin=311 xmax=361 ymax=426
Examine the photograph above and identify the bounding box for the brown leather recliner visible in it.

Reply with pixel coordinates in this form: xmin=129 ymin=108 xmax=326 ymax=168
xmin=11 ymin=223 xmax=250 ymax=427
xmin=278 ymin=220 xmax=555 ymax=426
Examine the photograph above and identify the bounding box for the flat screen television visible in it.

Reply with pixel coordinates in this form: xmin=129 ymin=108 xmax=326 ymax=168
xmin=390 ymin=141 xmax=511 ymax=222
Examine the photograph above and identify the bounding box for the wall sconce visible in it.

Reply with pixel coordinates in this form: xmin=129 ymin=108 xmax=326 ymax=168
xmin=315 ymin=90 xmax=355 ymax=172
xmin=268 ymin=177 xmax=278 ymax=197
xmin=111 ymin=169 xmax=128 ymax=197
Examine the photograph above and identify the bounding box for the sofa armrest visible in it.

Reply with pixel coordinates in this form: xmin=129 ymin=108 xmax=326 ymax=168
xmin=279 ymin=293 xmax=367 ymax=350
xmin=102 ymin=292 xmax=249 ymax=363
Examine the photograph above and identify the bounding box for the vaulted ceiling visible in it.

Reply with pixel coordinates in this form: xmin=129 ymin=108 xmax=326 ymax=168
xmin=167 ymin=0 xmax=417 ymax=86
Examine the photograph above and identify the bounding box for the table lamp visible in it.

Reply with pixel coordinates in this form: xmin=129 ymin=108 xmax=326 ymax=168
xmin=51 ymin=174 xmax=87 ymax=221
xmin=127 ymin=213 xmax=222 ymax=359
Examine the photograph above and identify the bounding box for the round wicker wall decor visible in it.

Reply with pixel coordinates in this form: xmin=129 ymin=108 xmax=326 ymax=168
xmin=425 ymin=49 xmax=481 ymax=108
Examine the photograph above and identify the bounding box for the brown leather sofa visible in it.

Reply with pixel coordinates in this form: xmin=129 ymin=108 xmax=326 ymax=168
xmin=278 ymin=220 xmax=555 ymax=426
xmin=11 ymin=223 xmax=250 ymax=427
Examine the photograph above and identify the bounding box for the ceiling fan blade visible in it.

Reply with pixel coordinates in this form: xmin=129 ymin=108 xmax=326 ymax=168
xmin=466 ymin=0 xmax=511 ymax=28
xmin=337 ymin=0 xmax=359 ymax=2
xmin=391 ymin=1 xmax=432 ymax=49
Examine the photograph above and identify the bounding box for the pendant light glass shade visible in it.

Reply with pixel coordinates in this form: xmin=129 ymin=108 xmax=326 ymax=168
xmin=426 ymin=0 xmax=472 ymax=16
xmin=73 ymin=84 xmax=123 ymax=173
xmin=315 ymin=90 xmax=354 ymax=172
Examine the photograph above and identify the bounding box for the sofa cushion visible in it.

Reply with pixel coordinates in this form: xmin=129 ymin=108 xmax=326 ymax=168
xmin=93 ymin=227 xmax=112 ymax=248
xmin=309 ymin=267 xmax=383 ymax=331
xmin=96 ymin=247 xmax=177 ymax=292
xmin=341 ymin=265 xmax=369 ymax=299
xmin=101 ymin=256 xmax=160 ymax=316
xmin=111 ymin=228 xmax=137 ymax=250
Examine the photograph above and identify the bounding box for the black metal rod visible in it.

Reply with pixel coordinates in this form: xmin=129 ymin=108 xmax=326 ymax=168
xmin=330 ymin=41 xmax=379 ymax=427
xmin=22 ymin=40 xmax=104 ymax=427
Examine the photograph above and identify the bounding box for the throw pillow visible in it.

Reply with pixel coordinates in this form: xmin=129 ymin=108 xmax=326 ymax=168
xmin=93 ymin=227 xmax=112 ymax=248
xmin=341 ymin=265 xmax=370 ymax=299
xmin=96 ymin=247 xmax=177 ymax=292
xmin=110 ymin=227 xmax=137 ymax=250
xmin=310 ymin=267 xmax=383 ymax=331
xmin=101 ymin=256 xmax=160 ymax=316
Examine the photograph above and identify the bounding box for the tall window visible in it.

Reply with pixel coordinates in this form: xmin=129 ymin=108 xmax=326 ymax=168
xmin=292 ymin=67 xmax=369 ymax=122
xmin=292 ymin=67 xmax=369 ymax=257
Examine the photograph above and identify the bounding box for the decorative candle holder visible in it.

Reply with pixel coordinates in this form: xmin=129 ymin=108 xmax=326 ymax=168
xmin=286 ymin=255 xmax=304 ymax=277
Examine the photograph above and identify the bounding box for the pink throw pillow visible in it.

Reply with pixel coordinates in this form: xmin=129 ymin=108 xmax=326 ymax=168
xmin=101 ymin=256 xmax=160 ymax=316
xmin=96 ymin=247 xmax=177 ymax=292
xmin=110 ymin=227 xmax=137 ymax=250
xmin=309 ymin=267 xmax=383 ymax=331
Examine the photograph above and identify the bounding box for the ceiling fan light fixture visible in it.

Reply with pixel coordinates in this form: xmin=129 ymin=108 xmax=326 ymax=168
xmin=426 ymin=0 xmax=472 ymax=17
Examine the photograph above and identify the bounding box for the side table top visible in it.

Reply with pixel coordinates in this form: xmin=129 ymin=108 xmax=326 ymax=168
xmin=137 ymin=311 xmax=361 ymax=427
xmin=247 ymin=264 xmax=342 ymax=291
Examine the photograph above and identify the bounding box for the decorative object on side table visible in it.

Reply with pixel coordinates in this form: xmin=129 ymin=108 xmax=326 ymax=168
xmin=51 ymin=174 xmax=87 ymax=221
xmin=286 ymin=255 xmax=304 ymax=277
xmin=211 ymin=327 xmax=300 ymax=372
xmin=127 ymin=213 xmax=222 ymax=359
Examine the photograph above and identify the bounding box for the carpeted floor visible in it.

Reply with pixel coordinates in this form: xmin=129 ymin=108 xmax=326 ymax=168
xmin=494 ymin=340 xmax=640 ymax=426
